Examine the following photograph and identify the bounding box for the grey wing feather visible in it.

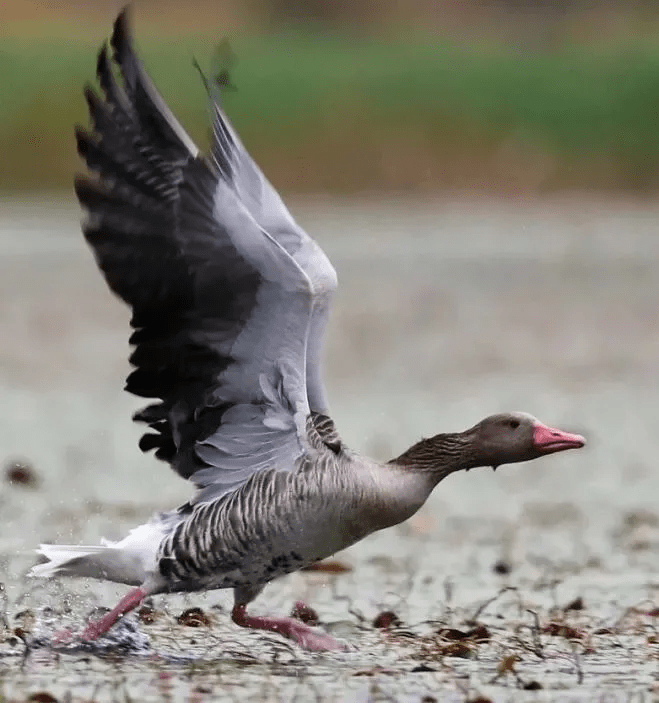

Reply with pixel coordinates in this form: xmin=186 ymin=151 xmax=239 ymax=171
xmin=205 ymin=70 xmax=337 ymax=413
xmin=75 ymin=9 xmax=336 ymax=503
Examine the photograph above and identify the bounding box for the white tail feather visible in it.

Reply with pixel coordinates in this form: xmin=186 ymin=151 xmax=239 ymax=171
xmin=32 ymin=544 xmax=105 ymax=577
xmin=31 ymin=519 xmax=171 ymax=586
xmin=31 ymin=544 xmax=144 ymax=585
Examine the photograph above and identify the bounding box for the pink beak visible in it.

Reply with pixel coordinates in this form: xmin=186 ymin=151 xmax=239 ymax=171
xmin=532 ymin=422 xmax=586 ymax=454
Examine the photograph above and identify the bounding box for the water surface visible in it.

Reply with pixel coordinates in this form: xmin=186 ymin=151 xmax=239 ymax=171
xmin=0 ymin=196 xmax=657 ymax=701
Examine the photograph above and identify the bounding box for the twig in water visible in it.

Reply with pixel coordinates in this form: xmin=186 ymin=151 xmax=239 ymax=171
xmin=0 ymin=582 xmax=9 ymax=631
xmin=348 ymin=604 xmax=367 ymax=625
xmin=269 ymin=636 xmax=298 ymax=661
xmin=525 ymin=609 xmax=545 ymax=659
xmin=442 ymin=577 xmax=454 ymax=620
xmin=328 ymin=579 xmax=367 ymax=626
xmin=467 ymin=587 xmax=518 ymax=625
xmin=570 ymin=641 xmax=584 ymax=685
xmin=384 ymin=567 xmax=415 ymax=613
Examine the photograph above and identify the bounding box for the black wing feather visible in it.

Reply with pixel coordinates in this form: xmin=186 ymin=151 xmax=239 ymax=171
xmin=75 ymin=9 xmax=261 ymax=481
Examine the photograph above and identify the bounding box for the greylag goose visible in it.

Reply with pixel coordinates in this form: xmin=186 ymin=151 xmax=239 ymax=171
xmin=31 ymin=10 xmax=585 ymax=652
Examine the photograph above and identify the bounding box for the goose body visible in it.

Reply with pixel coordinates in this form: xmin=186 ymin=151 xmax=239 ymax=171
xmin=32 ymin=11 xmax=585 ymax=651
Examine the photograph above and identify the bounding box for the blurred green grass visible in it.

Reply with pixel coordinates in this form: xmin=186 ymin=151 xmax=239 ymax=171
xmin=2 ymin=31 xmax=659 ymax=192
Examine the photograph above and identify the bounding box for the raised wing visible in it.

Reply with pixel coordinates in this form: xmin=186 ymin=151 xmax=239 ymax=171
xmin=75 ymin=10 xmax=335 ymax=501
xmin=203 ymin=53 xmax=337 ymax=413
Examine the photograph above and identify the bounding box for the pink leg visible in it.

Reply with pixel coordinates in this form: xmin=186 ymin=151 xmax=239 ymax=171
xmin=231 ymin=603 xmax=345 ymax=652
xmin=81 ymin=587 xmax=147 ymax=641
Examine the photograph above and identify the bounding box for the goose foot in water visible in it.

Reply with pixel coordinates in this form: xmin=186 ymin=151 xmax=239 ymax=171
xmin=232 ymin=604 xmax=345 ymax=651
xmin=49 ymin=588 xmax=147 ymax=646
xmin=81 ymin=587 xmax=147 ymax=641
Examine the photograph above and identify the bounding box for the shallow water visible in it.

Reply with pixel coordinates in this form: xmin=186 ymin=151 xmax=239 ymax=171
xmin=0 ymin=195 xmax=658 ymax=701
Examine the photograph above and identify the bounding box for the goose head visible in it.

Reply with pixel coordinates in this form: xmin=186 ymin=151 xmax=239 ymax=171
xmin=467 ymin=412 xmax=586 ymax=470
xmin=391 ymin=411 xmax=585 ymax=478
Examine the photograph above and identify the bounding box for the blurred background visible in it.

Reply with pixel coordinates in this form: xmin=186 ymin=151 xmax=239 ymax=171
xmin=1 ymin=2 xmax=659 ymax=698
xmin=3 ymin=0 xmax=659 ymax=193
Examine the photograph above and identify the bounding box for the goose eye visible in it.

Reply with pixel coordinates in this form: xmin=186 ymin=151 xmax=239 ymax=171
xmin=508 ymin=419 xmax=520 ymax=429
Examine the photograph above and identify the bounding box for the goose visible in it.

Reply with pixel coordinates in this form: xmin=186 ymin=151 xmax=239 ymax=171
xmin=31 ymin=10 xmax=585 ymax=652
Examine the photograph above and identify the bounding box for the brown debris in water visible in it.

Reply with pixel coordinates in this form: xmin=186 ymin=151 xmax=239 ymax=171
xmin=353 ymin=667 xmax=396 ymax=677
xmin=437 ymin=641 xmax=473 ymax=658
xmin=14 ymin=609 xmax=35 ymax=633
xmin=490 ymin=654 xmax=542 ymax=688
xmin=436 ymin=627 xmax=467 ymax=640
xmin=523 ymin=680 xmax=544 ymax=690
xmin=137 ymin=605 xmax=161 ymax=625
xmin=27 ymin=694 xmax=59 ymax=703
xmin=623 ymin=510 xmax=659 ymax=529
xmin=437 ymin=624 xmax=491 ymax=642
xmin=5 ymin=459 xmax=39 ymax=488
xmin=301 ymin=560 xmax=352 ymax=573
xmin=290 ymin=601 xmax=319 ymax=625
xmin=13 ymin=626 xmax=29 ymax=642
xmin=494 ymin=654 xmax=518 ymax=680
xmin=492 ymin=559 xmax=512 ymax=575
xmin=416 ymin=622 xmax=492 ymax=661
xmin=467 ymin=624 xmax=491 ymax=641
xmin=542 ymin=621 xmax=584 ymax=640
xmin=563 ymin=596 xmax=585 ymax=612
xmin=176 ymin=607 xmax=211 ymax=627
xmin=373 ymin=610 xmax=401 ymax=629
xmin=193 ymin=683 xmax=213 ymax=694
